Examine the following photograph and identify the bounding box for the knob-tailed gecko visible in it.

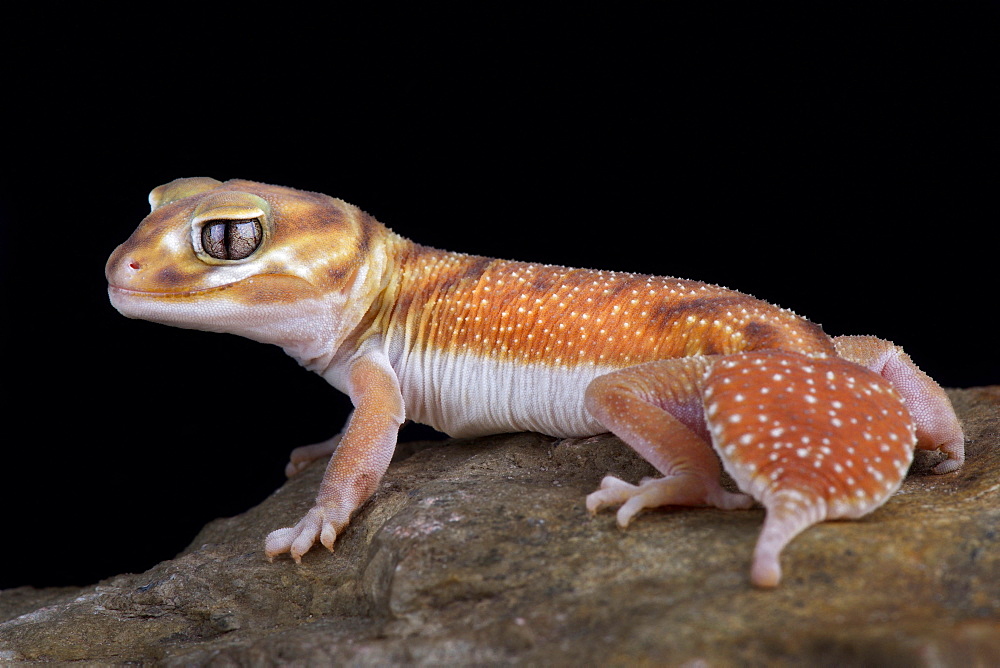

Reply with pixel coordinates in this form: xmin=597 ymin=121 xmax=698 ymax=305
xmin=106 ymin=178 xmax=964 ymax=587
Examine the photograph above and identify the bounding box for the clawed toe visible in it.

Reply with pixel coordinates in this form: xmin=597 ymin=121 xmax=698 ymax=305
xmin=264 ymin=527 xmax=301 ymax=562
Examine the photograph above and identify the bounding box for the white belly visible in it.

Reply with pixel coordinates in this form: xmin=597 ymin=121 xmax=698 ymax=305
xmin=394 ymin=347 xmax=615 ymax=438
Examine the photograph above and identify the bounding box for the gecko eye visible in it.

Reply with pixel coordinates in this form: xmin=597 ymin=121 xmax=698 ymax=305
xmin=201 ymin=218 xmax=263 ymax=260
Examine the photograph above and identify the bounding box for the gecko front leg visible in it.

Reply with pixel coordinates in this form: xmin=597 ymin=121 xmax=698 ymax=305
xmin=265 ymin=356 xmax=405 ymax=562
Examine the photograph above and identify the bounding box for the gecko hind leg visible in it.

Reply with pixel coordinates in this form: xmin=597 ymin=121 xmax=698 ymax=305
xmin=584 ymin=357 xmax=754 ymax=527
xmin=834 ymin=335 xmax=965 ymax=473
xmin=586 ymin=351 xmax=919 ymax=588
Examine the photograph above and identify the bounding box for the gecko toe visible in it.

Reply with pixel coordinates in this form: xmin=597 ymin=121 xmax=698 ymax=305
xmin=585 ymin=476 xmax=637 ymax=515
xmin=589 ymin=473 xmax=753 ymax=527
xmin=931 ymin=439 xmax=965 ymax=474
xmin=320 ymin=522 xmax=339 ymax=552
xmin=264 ymin=527 xmax=298 ymax=562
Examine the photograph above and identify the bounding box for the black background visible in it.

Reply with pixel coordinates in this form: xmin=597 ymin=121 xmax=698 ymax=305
xmin=3 ymin=6 xmax=993 ymax=590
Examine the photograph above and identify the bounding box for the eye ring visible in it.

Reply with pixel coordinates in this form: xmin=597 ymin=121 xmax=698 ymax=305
xmin=201 ymin=218 xmax=263 ymax=260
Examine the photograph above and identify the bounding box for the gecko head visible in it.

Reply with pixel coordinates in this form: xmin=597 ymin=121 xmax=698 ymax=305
xmin=106 ymin=177 xmax=378 ymax=347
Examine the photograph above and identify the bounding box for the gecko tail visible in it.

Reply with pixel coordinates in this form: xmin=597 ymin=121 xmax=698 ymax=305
xmin=750 ymin=495 xmax=826 ymax=587
xmin=703 ymin=350 xmax=918 ymax=587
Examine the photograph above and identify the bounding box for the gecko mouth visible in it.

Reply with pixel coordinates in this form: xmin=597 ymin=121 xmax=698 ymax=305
xmin=108 ymin=274 xmax=323 ymax=315
xmin=108 ymin=283 xmax=236 ymax=299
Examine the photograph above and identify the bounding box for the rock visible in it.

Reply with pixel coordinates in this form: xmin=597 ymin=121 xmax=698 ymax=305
xmin=2 ymin=388 xmax=997 ymax=665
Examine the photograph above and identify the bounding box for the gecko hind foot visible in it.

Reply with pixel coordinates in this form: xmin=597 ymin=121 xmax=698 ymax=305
xmin=586 ymin=474 xmax=753 ymax=528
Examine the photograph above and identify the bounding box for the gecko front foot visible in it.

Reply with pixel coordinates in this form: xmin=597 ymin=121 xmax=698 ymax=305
xmin=264 ymin=505 xmax=350 ymax=562
xmin=587 ymin=474 xmax=753 ymax=527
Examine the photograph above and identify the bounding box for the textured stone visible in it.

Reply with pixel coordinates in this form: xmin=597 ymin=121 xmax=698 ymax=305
xmin=1 ymin=388 xmax=997 ymax=665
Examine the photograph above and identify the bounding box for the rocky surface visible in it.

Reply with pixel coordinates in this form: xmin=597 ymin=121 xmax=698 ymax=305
xmin=2 ymin=387 xmax=997 ymax=665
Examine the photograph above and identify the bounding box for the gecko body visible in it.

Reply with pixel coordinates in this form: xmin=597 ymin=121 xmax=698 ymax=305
xmin=106 ymin=178 xmax=964 ymax=587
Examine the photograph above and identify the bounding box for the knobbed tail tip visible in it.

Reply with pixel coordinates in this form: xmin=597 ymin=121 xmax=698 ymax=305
xmin=751 ymin=553 xmax=782 ymax=588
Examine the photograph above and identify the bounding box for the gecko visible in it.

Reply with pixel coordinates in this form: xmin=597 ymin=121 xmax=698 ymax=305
xmin=106 ymin=178 xmax=964 ymax=587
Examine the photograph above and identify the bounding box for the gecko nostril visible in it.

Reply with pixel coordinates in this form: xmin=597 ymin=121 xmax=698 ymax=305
xmin=128 ymin=260 xmax=141 ymax=270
